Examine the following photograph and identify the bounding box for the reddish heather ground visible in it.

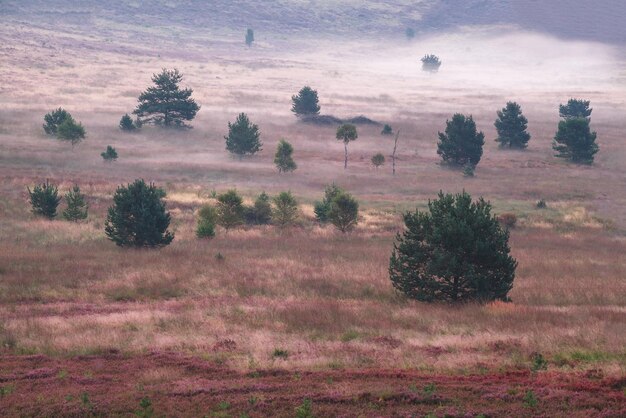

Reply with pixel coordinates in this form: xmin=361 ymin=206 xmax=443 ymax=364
xmin=1 ymin=352 xmax=624 ymax=417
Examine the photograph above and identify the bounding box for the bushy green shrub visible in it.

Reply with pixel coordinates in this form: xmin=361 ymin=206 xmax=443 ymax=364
xmin=28 ymin=179 xmax=61 ymax=219
xmin=62 ymin=184 xmax=88 ymax=221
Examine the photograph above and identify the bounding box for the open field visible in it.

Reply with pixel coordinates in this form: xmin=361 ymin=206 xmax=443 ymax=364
xmin=1 ymin=2 xmax=626 ymax=416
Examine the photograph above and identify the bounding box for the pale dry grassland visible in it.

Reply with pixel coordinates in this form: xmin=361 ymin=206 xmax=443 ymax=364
xmin=1 ymin=18 xmax=625 ymax=374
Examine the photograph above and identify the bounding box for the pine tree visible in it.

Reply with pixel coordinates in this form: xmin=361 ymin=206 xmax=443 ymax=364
xmin=494 ymin=102 xmax=531 ymax=149
xmin=437 ymin=114 xmax=484 ymax=167
xmin=119 ymin=114 xmax=137 ymax=131
xmin=291 ymin=86 xmax=321 ymax=117
xmin=253 ymin=192 xmax=272 ymax=225
xmin=225 ymin=113 xmax=262 ymax=157
xmin=245 ymin=28 xmax=254 ymax=47
xmin=133 ymin=68 xmax=200 ymax=128
xmin=553 ymin=118 xmax=598 ymax=164
xmin=336 ymin=124 xmax=358 ymax=169
xmin=314 ymin=183 xmax=343 ymax=223
xmin=62 ymin=185 xmax=88 ymax=221
xmin=28 ymin=179 xmax=61 ymax=219
xmin=381 ymin=124 xmax=393 ymax=135
xmin=559 ymin=99 xmax=592 ymax=120
xmin=56 ymin=117 xmax=86 ymax=147
xmin=274 ymin=139 xmax=297 ymax=173
xmin=272 ymin=191 xmax=299 ymax=228
xmin=43 ymin=108 xmax=71 ymax=135
xmin=101 ymin=145 xmax=118 ymax=162
xmin=421 ymin=54 xmax=442 ymax=72
xmin=328 ymin=192 xmax=359 ymax=233
xmin=216 ymin=189 xmax=245 ymax=230
xmin=389 ymin=191 xmax=517 ymax=303
xmin=196 ymin=204 xmax=217 ymax=238
xmin=104 ymin=179 xmax=174 ymax=248
xmin=371 ymin=153 xmax=385 ymax=170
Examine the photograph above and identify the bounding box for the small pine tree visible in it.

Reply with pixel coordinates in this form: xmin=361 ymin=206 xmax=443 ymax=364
xmin=253 ymin=192 xmax=272 ymax=225
xmin=405 ymin=28 xmax=415 ymax=40
xmin=328 ymin=192 xmax=359 ymax=233
xmin=494 ymin=102 xmax=531 ymax=149
xmin=272 ymin=191 xmax=299 ymax=228
xmin=553 ymin=118 xmax=598 ymax=164
xmin=371 ymin=153 xmax=385 ymax=170
xmin=314 ymin=183 xmax=343 ymax=223
xmin=274 ymin=139 xmax=297 ymax=173
xmin=559 ymin=99 xmax=592 ymax=120
xmin=196 ymin=204 xmax=217 ymax=238
xmin=104 ymin=179 xmax=174 ymax=248
xmin=381 ymin=124 xmax=393 ymax=135
xmin=421 ymin=54 xmax=442 ymax=72
xmin=437 ymin=114 xmax=484 ymax=167
xmin=56 ymin=117 xmax=86 ymax=147
xmin=216 ymin=189 xmax=245 ymax=230
xmin=336 ymin=124 xmax=358 ymax=169
xmin=134 ymin=68 xmax=200 ymax=128
xmin=119 ymin=114 xmax=137 ymax=131
xmin=43 ymin=108 xmax=71 ymax=136
xmin=245 ymin=28 xmax=254 ymax=47
xmin=291 ymin=86 xmax=321 ymax=117
xmin=101 ymin=145 xmax=118 ymax=162
xmin=62 ymin=184 xmax=88 ymax=221
xmin=389 ymin=191 xmax=517 ymax=303
xmin=225 ymin=113 xmax=262 ymax=157
xmin=28 ymin=179 xmax=61 ymax=219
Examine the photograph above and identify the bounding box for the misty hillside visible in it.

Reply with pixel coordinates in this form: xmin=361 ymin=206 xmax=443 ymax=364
xmin=1 ymin=0 xmax=624 ymax=44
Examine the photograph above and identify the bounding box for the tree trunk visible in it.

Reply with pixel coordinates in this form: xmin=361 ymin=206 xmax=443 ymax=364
xmin=392 ymin=130 xmax=400 ymax=176
xmin=344 ymin=141 xmax=348 ymax=169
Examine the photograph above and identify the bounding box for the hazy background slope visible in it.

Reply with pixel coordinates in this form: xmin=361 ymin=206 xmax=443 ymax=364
xmin=1 ymin=0 xmax=624 ymax=43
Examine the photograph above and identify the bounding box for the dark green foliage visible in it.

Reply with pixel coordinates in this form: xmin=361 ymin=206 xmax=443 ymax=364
xmin=291 ymin=86 xmax=321 ymax=117
xmin=272 ymin=348 xmax=289 ymax=359
xmin=314 ymin=183 xmax=343 ymax=223
xmin=371 ymin=153 xmax=385 ymax=169
xmin=134 ymin=68 xmax=200 ymax=128
xmin=28 ymin=179 xmax=61 ymax=219
xmin=119 ymin=114 xmax=137 ymax=131
xmin=62 ymin=184 xmax=88 ymax=221
xmin=43 ymin=108 xmax=71 ymax=135
xmin=328 ymin=192 xmax=359 ymax=233
xmin=530 ymin=352 xmax=548 ymax=371
xmin=225 ymin=113 xmax=262 ymax=156
xmin=437 ymin=114 xmax=484 ymax=167
xmin=494 ymin=102 xmax=531 ymax=149
xmin=245 ymin=28 xmax=254 ymax=46
xmin=272 ymin=191 xmax=299 ymax=228
xmin=274 ymin=139 xmax=297 ymax=173
xmin=463 ymin=164 xmax=475 ymax=177
xmin=536 ymin=199 xmax=547 ymax=209
xmin=553 ymin=116 xmax=598 ymax=164
xmin=104 ymin=179 xmax=174 ymax=248
xmin=421 ymin=54 xmax=441 ymax=72
xmin=56 ymin=117 xmax=86 ymax=147
xmin=295 ymin=399 xmax=313 ymax=418
xmin=389 ymin=191 xmax=517 ymax=303
xmin=559 ymin=99 xmax=592 ymax=120
xmin=101 ymin=145 xmax=118 ymax=162
xmin=244 ymin=192 xmax=272 ymax=225
xmin=381 ymin=124 xmax=393 ymax=135
xmin=196 ymin=204 xmax=217 ymax=238
xmin=405 ymin=28 xmax=415 ymax=39
xmin=523 ymin=390 xmax=538 ymax=408
xmin=336 ymin=123 xmax=358 ymax=169
xmin=216 ymin=189 xmax=244 ymax=230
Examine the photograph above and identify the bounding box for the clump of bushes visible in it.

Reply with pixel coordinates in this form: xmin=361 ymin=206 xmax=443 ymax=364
xmin=244 ymin=192 xmax=272 ymax=225
xmin=421 ymin=54 xmax=441 ymax=72
xmin=101 ymin=145 xmax=118 ymax=162
xmin=43 ymin=108 xmax=86 ymax=146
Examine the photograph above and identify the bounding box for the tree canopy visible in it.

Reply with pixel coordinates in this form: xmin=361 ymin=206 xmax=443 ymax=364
xmin=134 ymin=68 xmax=200 ymax=128
xmin=336 ymin=124 xmax=358 ymax=169
xmin=389 ymin=191 xmax=516 ymax=303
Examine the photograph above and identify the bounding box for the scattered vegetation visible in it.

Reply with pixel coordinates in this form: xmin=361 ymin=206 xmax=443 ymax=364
xmin=104 ymin=179 xmax=174 ymax=247
xmin=437 ymin=113 xmax=484 ymax=168
xmin=225 ymin=113 xmax=262 ymax=157
xmin=336 ymin=123 xmax=358 ymax=169
xmin=101 ymin=145 xmax=118 ymax=162
xmin=495 ymin=102 xmax=531 ymax=149
xmin=28 ymin=179 xmax=61 ymax=219
xmin=62 ymin=184 xmax=88 ymax=221
xmin=134 ymin=68 xmax=200 ymax=128
xmin=389 ymin=191 xmax=517 ymax=303
xmin=274 ymin=139 xmax=297 ymax=173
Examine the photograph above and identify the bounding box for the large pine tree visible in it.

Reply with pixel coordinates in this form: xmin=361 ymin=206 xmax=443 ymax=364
xmin=494 ymin=102 xmax=531 ymax=149
xmin=134 ymin=69 xmax=200 ymax=128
